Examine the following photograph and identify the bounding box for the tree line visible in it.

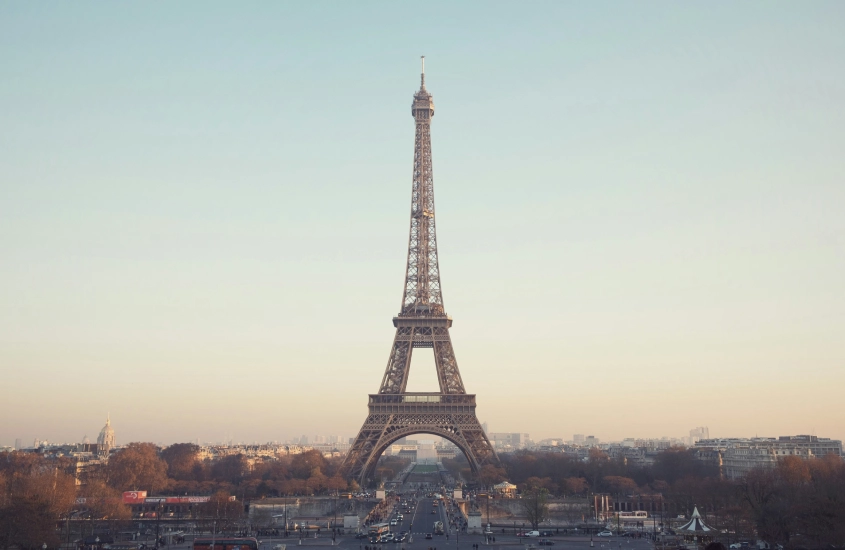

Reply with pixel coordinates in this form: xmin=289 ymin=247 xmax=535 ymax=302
xmin=0 ymin=443 xmax=409 ymax=549
xmin=445 ymin=447 xmax=845 ymax=547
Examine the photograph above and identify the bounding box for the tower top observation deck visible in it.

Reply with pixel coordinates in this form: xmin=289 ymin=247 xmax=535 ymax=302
xmin=413 ymin=56 xmax=434 ymax=119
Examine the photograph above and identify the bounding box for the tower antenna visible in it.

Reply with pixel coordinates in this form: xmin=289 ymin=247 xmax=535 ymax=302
xmin=420 ymin=55 xmax=425 ymax=89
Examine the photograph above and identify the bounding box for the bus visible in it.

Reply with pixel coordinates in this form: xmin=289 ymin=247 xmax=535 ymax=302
xmin=193 ymin=538 xmax=259 ymax=550
xmin=606 ymin=511 xmax=652 ymax=532
xmin=368 ymin=523 xmax=391 ymax=539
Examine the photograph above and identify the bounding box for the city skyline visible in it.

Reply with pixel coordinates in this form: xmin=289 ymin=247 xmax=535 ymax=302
xmin=2 ymin=2 xmax=844 ymax=446
xmin=2 ymin=414 xmax=834 ymax=452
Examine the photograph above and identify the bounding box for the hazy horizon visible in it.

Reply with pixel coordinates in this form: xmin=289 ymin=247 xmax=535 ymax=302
xmin=2 ymin=2 xmax=844 ymax=447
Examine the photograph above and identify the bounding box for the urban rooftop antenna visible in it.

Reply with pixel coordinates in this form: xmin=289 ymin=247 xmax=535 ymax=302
xmin=420 ymin=55 xmax=425 ymax=89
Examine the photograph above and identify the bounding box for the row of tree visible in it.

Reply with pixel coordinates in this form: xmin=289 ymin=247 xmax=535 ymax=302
xmin=1 ymin=443 xmax=382 ymax=550
xmin=103 ymin=443 xmax=408 ymax=497
xmin=7 ymin=442 xmax=843 ymax=548
xmin=457 ymin=446 xmax=718 ymax=495
xmin=446 ymin=448 xmax=845 ymax=547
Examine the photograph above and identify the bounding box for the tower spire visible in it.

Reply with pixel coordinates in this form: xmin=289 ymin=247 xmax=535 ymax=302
xmin=420 ymin=55 xmax=425 ymax=90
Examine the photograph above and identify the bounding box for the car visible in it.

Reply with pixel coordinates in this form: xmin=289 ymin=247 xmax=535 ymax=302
xmin=431 ymin=510 xmax=437 ymax=514
xmin=598 ymin=531 xmax=613 ymax=537
xmin=382 ymin=534 xmax=395 ymax=542
xmin=526 ymin=531 xmax=540 ymax=538
xmin=730 ymin=545 xmax=742 ymax=549
xmin=538 ymin=540 xmax=554 ymax=546
xmin=395 ymin=535 xmax=406 ymax=543
xmin=355 ymin=533 xmax=368 ymax=539
xmin=390 ymin=520 xmax=398 ymax=526
xmin=425 ymin=534 xmax=433 ymax=540
xmin=540 ymin=531 xmax=555 ymax=537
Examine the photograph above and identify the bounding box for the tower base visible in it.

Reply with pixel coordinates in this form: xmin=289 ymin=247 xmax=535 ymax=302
xmin=343 ymin=393 xmax=498 ymax=485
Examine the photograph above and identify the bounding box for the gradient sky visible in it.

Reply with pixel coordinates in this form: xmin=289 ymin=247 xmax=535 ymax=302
xmin=2 ymin=2 xmax=844 ymax=447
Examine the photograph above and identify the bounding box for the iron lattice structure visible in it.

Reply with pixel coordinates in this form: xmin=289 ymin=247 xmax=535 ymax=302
xmin=343 ymin=59 xmax=500 ymax=485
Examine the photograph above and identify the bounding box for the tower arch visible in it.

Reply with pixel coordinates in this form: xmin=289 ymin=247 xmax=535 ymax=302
xmin=361 ymin=428 xmax=482 ymax=484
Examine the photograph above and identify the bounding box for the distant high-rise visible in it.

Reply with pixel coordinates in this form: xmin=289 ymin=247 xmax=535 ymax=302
xmin=300 ymin=435 xmax=309 ymax=445
xmin=573 ymin=434 xmax=585 ymax=444
xmin=482 ymin=422 xmax=488 ymax=435
xmin=14 ymin=438 xmax=21 ymax=450
xmin=689 ymin=427 xmax=709 ymax=444
xmin=488 ymin=433 xmax=531 ymax=449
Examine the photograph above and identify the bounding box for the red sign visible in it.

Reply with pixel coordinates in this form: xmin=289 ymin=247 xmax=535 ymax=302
xmin=122 ymin=491 xmax=148 ymax=504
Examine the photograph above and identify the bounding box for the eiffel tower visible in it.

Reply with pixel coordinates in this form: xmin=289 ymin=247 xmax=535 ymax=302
xmin=343 ymin=58 xmax=500 ymax=485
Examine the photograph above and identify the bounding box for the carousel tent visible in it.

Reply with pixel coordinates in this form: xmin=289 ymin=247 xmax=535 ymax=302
xmin=493 ymin=481 xmax=517 ymax=496
xmin=678 ymin=506 xmax=714 ymax=532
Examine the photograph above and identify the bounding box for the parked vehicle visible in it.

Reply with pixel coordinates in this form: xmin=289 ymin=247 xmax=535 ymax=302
xmin=538 ymin=540 xmax=554 ymax=546
xmin=598 ymin=531 xmax=613 ymax=537
xmin=526 ymin=531 xmax=540 ymax=538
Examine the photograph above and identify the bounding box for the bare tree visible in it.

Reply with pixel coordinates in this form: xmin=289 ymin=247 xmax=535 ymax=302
xmin=520 ymin=487 xmax=549 ymax=529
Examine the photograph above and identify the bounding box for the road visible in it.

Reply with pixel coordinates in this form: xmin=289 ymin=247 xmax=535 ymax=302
xmin=249 ymin=477 xmax=657 ymax=550
xmin=160 ymin=469 xmax=656 ymax=550
xmin=261 ymin=530 xmax=658 ymax=550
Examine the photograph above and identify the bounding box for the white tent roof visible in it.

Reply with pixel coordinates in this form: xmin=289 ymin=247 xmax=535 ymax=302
xmin=678 ymin=506 xmax=713 ymax=532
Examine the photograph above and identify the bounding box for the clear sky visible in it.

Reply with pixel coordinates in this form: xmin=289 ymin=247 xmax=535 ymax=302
xmin=2 ymin=2 xmax=844 ymax=447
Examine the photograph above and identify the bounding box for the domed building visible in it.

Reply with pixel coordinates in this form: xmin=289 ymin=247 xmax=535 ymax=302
xmin=96 ymin=415 xmax=115 ymax=458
